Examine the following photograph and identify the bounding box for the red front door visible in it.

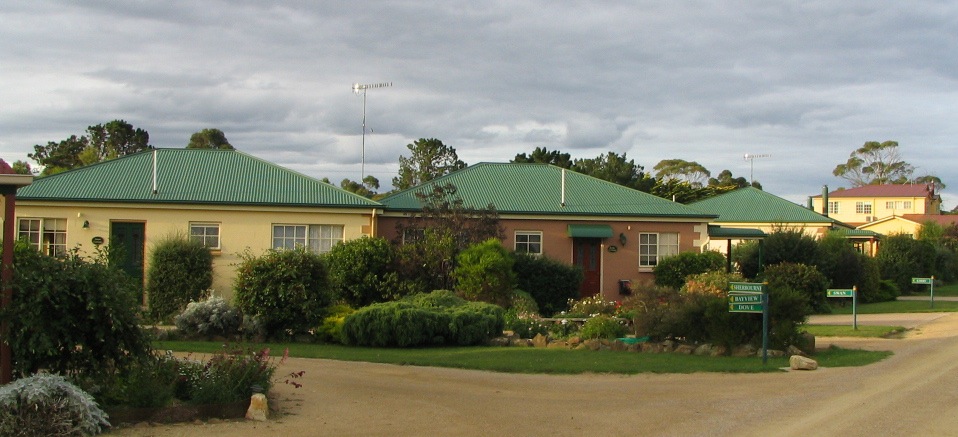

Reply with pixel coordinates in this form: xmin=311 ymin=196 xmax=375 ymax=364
xmin=572 ymin=238 xmax=601 ymax=298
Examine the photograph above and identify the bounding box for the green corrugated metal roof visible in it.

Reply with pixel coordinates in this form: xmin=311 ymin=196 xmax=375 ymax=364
xmin=567 ymin=224 xmax=614 ymax=238
xmin=830 ymin=228 xmax=882 ymax=238
xmin=379 ymin=162 xmax=715 ymax=218
xmin=690 ymin=187 xmax=835 ymax=224
xmin=17 ymin=149 xmax=380 ymax=208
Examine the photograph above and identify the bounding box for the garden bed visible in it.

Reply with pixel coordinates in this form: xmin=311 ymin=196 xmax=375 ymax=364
xmin=104 ymin=399 xmax=249 ymax=425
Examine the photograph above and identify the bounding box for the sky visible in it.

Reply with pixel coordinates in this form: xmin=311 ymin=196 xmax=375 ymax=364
xmin=2 ymin=1 xmax=956 ymax=208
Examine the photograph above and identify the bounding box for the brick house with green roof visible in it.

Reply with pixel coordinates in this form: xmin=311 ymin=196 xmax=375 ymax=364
xmin=377 ymin=162 xmax=717 ymax=301
xmin=11 ymin=148 xmax=382 ymax=302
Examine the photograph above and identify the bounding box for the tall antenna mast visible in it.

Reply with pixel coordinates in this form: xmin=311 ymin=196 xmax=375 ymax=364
xmin=743 ymin=153 xmax=771 ymax=185
xmin=352 ymin=82 xmax=392 ymax=180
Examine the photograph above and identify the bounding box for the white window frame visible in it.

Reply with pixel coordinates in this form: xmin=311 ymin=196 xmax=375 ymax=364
xmin=190 ymin=222 xmax=221 ymax=250
xmin=827 ymin=201 xmax=839 ymax=215
xmin=855 ymin=202 xmax=872 ymax=215
xmin=639 ymin=232 xmax=679 ymax=268
xmin=514 ymin=231 xmax=543 ymax=255
xmin=19 ymin=217 xmax=67 ymax=257
xmin=272 ymin=224 xmax=344 ymax=254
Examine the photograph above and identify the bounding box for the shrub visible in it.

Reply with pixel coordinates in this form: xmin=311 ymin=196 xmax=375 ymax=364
xmin=580 ymin=315 xmax=627 ymax=340
xmin=341 ymin=291 xmax=505 ymax=347
xmin=654 ymin=251 xmax=726 ymax=289
xmin=513 ymin=253 xmax=583 ymax=316
xmin=174 ymin=294 xmax=243 ymax=338
xmin=759 ymin=263 xmax=829 ymax=314
xmin=0 ymin=373 xmax=110 ymax=437
xmin=234 ymin=248 xmax=331 ymax=337
xmin=620 ymin=281 xmax=686 ymax=338
xmin=454 ymin=238 xmax=516 ymax=306
xmin=115 ymin=355 xmax=178 ymax=408
xmin=325 ymin=236 xmax=405 ymax=307
xmin=682 ymin=270 xmax=742 ymax=298
xmin=510 ymin=290 xmax=540 ymax=316
xmin=876 ymin=234 xmax=936 ymax=293
xmin=733 ymin=228 xmax=820 ymax=279
xmin=315 ymin=304 xmax=355 ymax=344
xmin=6 ymin=243 xmax=150 ymax=379
xmin=187 ymin=347 xmax=279 ymax=405
xmin=504 ymin=313 xmax=551 ymax=339
xmin=144 ymin=232 xmax=213 ymax=322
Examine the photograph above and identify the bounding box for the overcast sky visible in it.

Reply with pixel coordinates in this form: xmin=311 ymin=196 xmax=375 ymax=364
xmin=2 ymin=1 xmax=956 ymax=208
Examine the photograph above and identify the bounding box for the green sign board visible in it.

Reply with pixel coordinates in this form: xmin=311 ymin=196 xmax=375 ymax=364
xmin=729 ymin=294 xmax=763 ymax=303
xmin=729 ymin=303 xmax=763 ymax=313
xmin=911 ymin=277 xmax=933 ymax=285
xmin=729 ymin=282 xmax=766 ymax=293
xmin=826 ymin=289 xmax=855 ymax=298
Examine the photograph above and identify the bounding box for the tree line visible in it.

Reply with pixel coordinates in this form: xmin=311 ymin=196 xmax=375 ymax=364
xmin=16 ymin=120 xmax=945 ymax=206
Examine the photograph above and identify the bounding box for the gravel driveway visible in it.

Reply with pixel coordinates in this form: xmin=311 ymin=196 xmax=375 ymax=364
xmin=113 ymin=312 xmax=958 ymax=437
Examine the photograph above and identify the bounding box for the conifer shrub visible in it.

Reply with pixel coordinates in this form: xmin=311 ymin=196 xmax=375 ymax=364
xmin=454 ymin=238 xmax=515 ymax=306
xmin=513 ymin=253 xmax=583 ymax=316
xmin=145 ymin=232 xmax=213 ymax=322
xmin=325 ymin=236 xmax=405 ymax=307
xmin=759 ymin=263 xmax=830 ymax=314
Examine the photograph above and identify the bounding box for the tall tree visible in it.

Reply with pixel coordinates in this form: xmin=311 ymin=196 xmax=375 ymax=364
xmin=11 ymin=160 xmax=34 ymax=175
xmin=653 ymin=159 xmax=711 ymax=188
xmin=512 ymin=147 xmax=573 ymax=168
xmin=571 ymin=151 xmax=655 ymax=192
xmin=339 ymin=175 xmax=380 ymax=198
xmin=29 ymin=120 xmax=151 ymax=176
xmin=833 ymin=141 xmax=915 ymax=186
xmin=394 ymin=182 xmax=503 ymax=292
xmin=708 ymin=169 xmax=762 ymax=190
xmin=186 ymin=128 xmax=234 ymax=150
xmin=393 ymin=138 xmax=466 ymax=190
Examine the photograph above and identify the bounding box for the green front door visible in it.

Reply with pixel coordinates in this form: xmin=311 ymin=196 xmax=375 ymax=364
xmin=110 ymin=222 xmax=146 ymax=302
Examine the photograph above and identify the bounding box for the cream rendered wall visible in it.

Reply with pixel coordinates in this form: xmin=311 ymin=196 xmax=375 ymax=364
xmin=859 ymin=218 xmax=919 ymax=237
xmin=811 ymin=195 xmax=930 ymax=224
xmin=703 ymin=223 xmax=830 ymax=255
xmin=12 ymin=201 xmax=376 ymax=302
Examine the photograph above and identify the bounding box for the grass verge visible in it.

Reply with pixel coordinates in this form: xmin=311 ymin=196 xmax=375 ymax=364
xmin=829 ymin=300 xmax=958 ymax=314
xmin=803 ymin=325 xmax=906 ymax=338
xmin=154 ymin=341 xmax=891 ymax=374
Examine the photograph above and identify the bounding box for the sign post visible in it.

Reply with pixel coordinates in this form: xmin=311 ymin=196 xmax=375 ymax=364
xmin=729 ymin=282 xmax=769 ymax=365
xmin=826 ymin=287 xmax=857 ymax=330
xmin=912 ymin=277 xmax=935 ymax=309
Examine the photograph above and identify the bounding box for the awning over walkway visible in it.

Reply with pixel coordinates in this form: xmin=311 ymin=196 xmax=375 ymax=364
xmin=567 ymin=224 xmax=613 ymax=238
xmin=707 ymin=225 xmax=766 ymax=239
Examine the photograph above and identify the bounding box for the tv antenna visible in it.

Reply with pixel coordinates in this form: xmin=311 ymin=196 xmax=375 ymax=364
xmin=743 ymin=153 xmax=770 ymax=184
xmin=352 ymin=82 xmax=392 ymax=180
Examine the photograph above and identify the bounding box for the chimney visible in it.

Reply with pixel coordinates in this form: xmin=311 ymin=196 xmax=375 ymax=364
xmin=821 ymin=185 xmax=829 ymax=217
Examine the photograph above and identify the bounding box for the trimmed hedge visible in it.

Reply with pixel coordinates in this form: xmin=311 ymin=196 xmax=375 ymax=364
xmin=145 ymin=233 xmax=213 ymax=322
xmin=341 ymin=290 xmax=505 ymax=347
xmin=654 ymin=251 xmax=726 ymax=289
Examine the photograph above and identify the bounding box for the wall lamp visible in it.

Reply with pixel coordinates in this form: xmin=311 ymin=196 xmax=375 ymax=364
xmin=619 ymin=233 xmax=627 ymax=246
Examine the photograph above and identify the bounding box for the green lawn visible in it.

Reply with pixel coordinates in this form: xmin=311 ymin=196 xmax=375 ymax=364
xmin=803 ymin=325 xmax=906 ymax=338
xmin=930 ymin=282 xmax=958 ymax=297
xmin=154 ymin=341 xmax=890 ymax=374
xmin=829 ymin=300 xmax=958 ymax=315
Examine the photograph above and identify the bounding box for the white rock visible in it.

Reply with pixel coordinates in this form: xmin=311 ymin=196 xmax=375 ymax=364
xmin=246 ymin=393 xmax=269 ymax=421
xmin=789 ymin=355 xmax=819 ymax=371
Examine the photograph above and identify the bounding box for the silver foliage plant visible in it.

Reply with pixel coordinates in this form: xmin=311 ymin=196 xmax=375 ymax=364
xmin=0 ymin=373 xmax=110 ymax=436
xmin=174 ymin=293 xmax=243 ymax=337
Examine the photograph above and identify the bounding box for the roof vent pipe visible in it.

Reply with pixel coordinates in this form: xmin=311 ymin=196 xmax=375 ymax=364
xmin=560 ymin=168 xmax=566 ymax=207
xmin=152 ymin=149 xmax=158 ymax=195
xmin=821 ymin=185 xmax=828 ymax=216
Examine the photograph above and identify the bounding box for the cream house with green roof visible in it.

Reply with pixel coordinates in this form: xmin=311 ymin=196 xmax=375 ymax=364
xmin=10 ymin=148 xmax=382 ymax=303
xmin=689 ymin=187 xmax=878 ymax=255
xmin=378 ymin=162 xmax=717 ymax=301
